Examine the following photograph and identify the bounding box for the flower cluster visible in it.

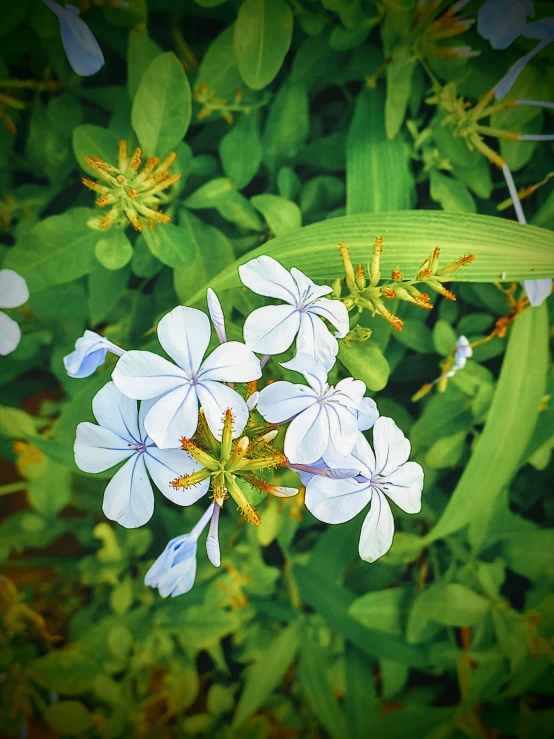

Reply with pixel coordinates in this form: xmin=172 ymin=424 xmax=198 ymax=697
xmin=66 ymin=256 xmax=424 ymax=598
xmin=83 ymin=141 xmax=181 ymax=232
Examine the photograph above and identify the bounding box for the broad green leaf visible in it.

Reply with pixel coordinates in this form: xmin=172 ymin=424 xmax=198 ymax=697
xmin=425 ymin=431 xmax=466 ymax=469
xmin=338 ymin=341 xmax=390 ymax=392
xmin=131 ymin=52 xmax=192 ymax=156
xmin=196 ymin=25 xmax=243 ymax=99
xmin=392 ymin=320 xmax=435 ymax=354
xmin=345 ymin=643 xmax=378 ymax=739
xmin=232 ymin=620 xmax=301 ymax=727
xmin=385 ymin=46 xmax=415 ymax=140
xmin=72 ymin=124 xmax=120 ymax=177
xmin=293 ymin=565 xmax=427 ymax=666
xmin=184 ymin=178 xmax=235 ymax=209
xmin=347 ymin=88 xmax=414 ymax=214
xmin=501 ymin=529 xmax=554 ymax=582
xmin=4 ymin=209 xmax=100 ymax=293
xmin=430 ymin=170 xmax=476 ymax=214
xmin=299 ymin=634 xmax=348 ymax=739
xmin=407 ymin=584 xmax=491 ymax=643
xmin=142 ymin=223 xmax=197 ymax=269
xmin=262 ymin=80 xmax=309 ymax=171
xmin=250 ymin=193 xmax=301 ymax=237
xmin=349 ymin=588 xmax=406 ymax=634
xmin=426 ymin=303 xmax=548 ymax=544
xmin=186 ymin=212 xmax=554 ymax=306
xmin=433 ymin=319 xmax=458 ymax=356
xmin=29 ymin=646 xmax=102 ymax=694
xmin=28 ymin=461 xmax=71 ymax=517
xmin=234 ymin=0 xmax=293 ymax=90
xmin=220 ymin=114 xmax=262 ymax=189
xmin=95 ymin=230 xmax=133 ymax=270
xmin=127 ymin=29 xmax=162 ymax=98
xmin=88 ymin=264 xmax=130 ymax=324
xmin=44 ymin=702 xmax=94 ymax=735
xmin=0 ymin=406 xmax=36 ymax=438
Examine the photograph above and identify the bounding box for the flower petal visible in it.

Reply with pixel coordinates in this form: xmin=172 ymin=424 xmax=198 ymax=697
xmin=207 ymin=288 xmax=226 ymax=343
xmin=310 ymin=296 xmax=349 ymax=338
xmin=239 ymin=255 xmax=299 ymax=303
xmin=74 ymin=422 xmax=134 ymax=473
xmin=357 ymin=396 xmax=379 ymax=431
xmin=373 ymin=417 xmax=411 ymax=477
xmin=334 ymin=377 xmax=366 ymax=408
xmin=281 ymin=353 xmax=328 ymax=394
xmin=57 ymin=4 xmax=104 ymax=76
xmin=196 ymin=380 xmax=249 ymax=439
xmin=157 ymin=553 xmax=198 ymax=597
xmin=290 ymin=267 xmax=332 ymax=301
xmin=144 ymin=447 xmax=209 ymax=505
xmin=157 ymin=306 xmax=210 ymax=374
xmin=144 ymin=534 xmax=195 ymax=588
xmin=0 ymin=270 xmax=29 ymax=309
xmin=102 ymin=455 xmax=154 ymax=528
xmin=257 ymin=381 xmax=317 ymax=424
xmin=284 ymin=404 xmax=329 ymax=464
xmin=112 ymin=350 xmax=188 ymax=400
xmin=92 ymin=382 xmax=140 ymax=443
xmin=384 ymin=461 xmax=424 ymax=514
xmin=358 ymin=490 xmax=395 ymax=563
xmin=522 ymin=279 xmax=552 ymax=307
xmin=326 ymin=403 xmax=359 ymax=456
xmin=144 ymin=385 xmax=199 ymax=449
xmin=296 ymin=312 xmax=339 ymax=371
xmin=243 ymin=305 xmax=301 ymax=355
xmin=0 ymin=311 xmax=21 ymax=356
xmin=305 ymin=475 xmax=371 ymax=524
xmin=477 ymin=0 xmax=531 ymax=49
xmin=199 ymin=341 xmax=262 ymax=382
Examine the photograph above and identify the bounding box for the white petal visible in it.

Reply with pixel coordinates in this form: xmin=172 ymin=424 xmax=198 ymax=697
xmin=373 ymin=417 xmax=411 ymax=477
xmin=358 ymin=490 xmax=395 ymax=563
xmin=326 ymin=403 xmax=359 ymax=456
xmin=0 ymin=270 xmax=29 ymax=309
xmin=334 ymin=377 xmax=366 ymax=408
xmin=157 ymin=554 xmax=197 ymax=597
xmin=144 ymin=535 xmax=192 ymax=587
xmin=281 ymin=353 xmax=328 ymax=394
xmin=157 ymin=306 xmax=210 ymax=374
xmin=243 ymin=305 xmax=301 ymax=355
xmin=0 ymin=312 xmax=21 ymax=356
xmin=196 ymin=380 xmax=249 ymax=439
xmin=305 ymin=475 xmax=371 ymax=524
xmin=102 ymin=455 xmax=154 ymax=528
xmin=199 ymin=341 xmax=262 ymax=382
xmin=272 ymin=487 xmax=299 ymax=498
xmin=310 ymin=296 xmax=349 ymax=338
xmin=257 ymin=381 xmax=317 ymax=423
xmin=384 ymin=461 xmax=423 ymax=514
xmin=351 ymin=431 xmax=376 ymax=477
xmin=238 ymin=255 xmax=299 ymax=303
xmin=74 ymin=422 xmax=134 ymax=472
xmin=284 ymin=404 xmax=329 ymax=464
xmin=357 ymin=396 xmax=379 ymax=431
xmin=144 ymin=385 xmax=199 ymax=449
xmin=92 ymin=382 xmax=140 ymax=443
xmin=296 ymin=312 xmax=339 ymax=372
xmin=206 ymin=505 xmax=221 ymax=567
xmin=144 ymin=447 xmax=209 ymax=505
xmin=207 ymin=288 xmax=226 ymax=343
xmin=522 ymin=279 xmax=552 ymax=308
xmin=112 ymin=350 xmax=188 ymax=400
xmin=291 ymin=267 xmax=332 ymax=301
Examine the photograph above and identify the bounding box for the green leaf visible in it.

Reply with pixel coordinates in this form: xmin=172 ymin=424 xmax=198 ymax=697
xmin=0 ymin=406 xmax=36 ymax=438
xmin=347 ymin=88 xmax=414 ymax=214
xmin=220 ymin=114 xmax=263 ymax=189
xmin=4 ymin=209 xmax=100 ymax=293
xmin=430 ymin=170 xmax=476 ymax=214
xmin=44 ymin=701 xmax=94 ymax=735
xmin=232 ymin=620 xmax=301 ymax=727
xmin=187 ymin=212 xmax=554 ymax=306
xmin=425 ymin=431 xmax=466 ymax=469
xmin=88 ymin=263 xmax=130 ymax=324
xmin=407 ymin=584 xmax=491 ymax=643
xmin=28 ymin=461 xmax=71 ymax=517
xmin=95 ymin=230 xmax=133 ymax=270
xmin=392 ymin=320 xmax=435 ymax=354
xmin=142 ymin=223 xmax=197 ymax=269
xmin=433 ymin=319 xmax=458 ymax=356
xmin=349 ymin=588 xmax=406 ymax=634
xmin=196 ymin=25 xmax=243 ymax=99
xmin=127 ymin=28 xmax=163 ymax=98
xmin=29 ymin=646 xmax=102 ymax=694
xmin=184 ymin=178 xmax=235 ymax=209
xmin=72 ymin=124 xmax=120 ymax=177
xmin=345 ymin=643 xmax=378 ymax=739
xmin=299 ymin=634 xmax=348 ymax=739
xmin=385 ymin=46 xmax=415 ymax=140
xmin=131 ymin=52 xmax=192 ymax=156
xmin=250 ymin=193 xmax=301 ymax=237
xmin=338 ymin=341 xmax=390 ymax=392
xmin=426 ymin=303 xmax=549 ymax=544
xmin=262 ymin=80 xmax=309 ymax=171
xmin=234 ymin=0 xmax=293 ymax=90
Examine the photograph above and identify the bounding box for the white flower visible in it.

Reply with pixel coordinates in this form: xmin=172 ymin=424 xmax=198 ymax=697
xmin=257 ymin=353 xmax=365 ymax=464
xmin=145 ymin=502 xmax=220 ymax=598
xmin=443 ymin=335 xmax=473 ymax=378
xmin=305 ymin=417 xmax=423 ymax=563
xmin=239 ymin=256 xmax=349 ymax=370
xmin=64 ymin=330 xmax=125 ymax=378
xmin=522 ymin=279 xmax=552 ymax=308
xmin=0 ymin=269 xmax=29 ymax=356
xmin=112 ymin=305 xmax=261 ymax=449
xmin=357 ymin=396 xmax=379 ymax=431
xmin=206 ymin=288 xmax=227 ymax=343
xmin=74 ymin=382 xmax=206 ymax=528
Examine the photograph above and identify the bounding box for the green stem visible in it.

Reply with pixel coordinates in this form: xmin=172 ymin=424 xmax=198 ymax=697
xmin=0 ymin=482 xmax=28 ymax=496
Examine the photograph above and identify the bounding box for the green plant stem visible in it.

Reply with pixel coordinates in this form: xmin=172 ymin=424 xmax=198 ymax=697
xmin=0 ymin=482 xmax=28 ymax=496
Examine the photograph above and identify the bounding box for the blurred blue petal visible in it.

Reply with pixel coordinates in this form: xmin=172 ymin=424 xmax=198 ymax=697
xmin=493 ymin=37 xmax=550 ymax=98
xmin=478 ymin=0 xmax=534 ymax=49
xmin=40 ymin=0 xmax=104 ymax=76
xmin=522 ymin=279 xmax=552 ymax=307
xmin=64 ymin=330 xmax=123 ymax=378
xmin=522 ymin=17 xmax=554 ymax=40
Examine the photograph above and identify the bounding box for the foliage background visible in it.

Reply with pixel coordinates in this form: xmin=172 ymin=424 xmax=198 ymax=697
xmin=1 ymin=0 xmax=554 ymax=737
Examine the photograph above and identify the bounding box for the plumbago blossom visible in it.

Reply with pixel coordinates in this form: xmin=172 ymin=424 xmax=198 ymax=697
xmin=68 ymin=256 xmax=424 ymax=597
xmin=0 ymin=270 xmax=29 ymax=356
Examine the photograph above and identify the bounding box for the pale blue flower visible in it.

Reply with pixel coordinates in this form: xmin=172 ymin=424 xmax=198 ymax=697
xmin=145 ymin=502 xmax=220 ymax=598
xmin=40 ymin=0 xmax=105 ymax=77
xmin=257 ymin=353 xmax=365 ymax=465
xmin=478 ymin=0 xmax=534 ymax=49
xmin=112 ymin=306 xmax=261 ymax=449
xmin=74 ymin=382 xmax=204 ymax=528
xmin=64 ymin=330 xmax=125 ymax=379
xmin=0 ymin=269 xmax=29 ymax=356
xmin=305 ymin=418 xmax=423 ymax=563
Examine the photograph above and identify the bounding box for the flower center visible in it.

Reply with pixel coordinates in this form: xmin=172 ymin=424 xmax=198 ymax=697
xmin=134 ymin=441 xmax=147 ymax=455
